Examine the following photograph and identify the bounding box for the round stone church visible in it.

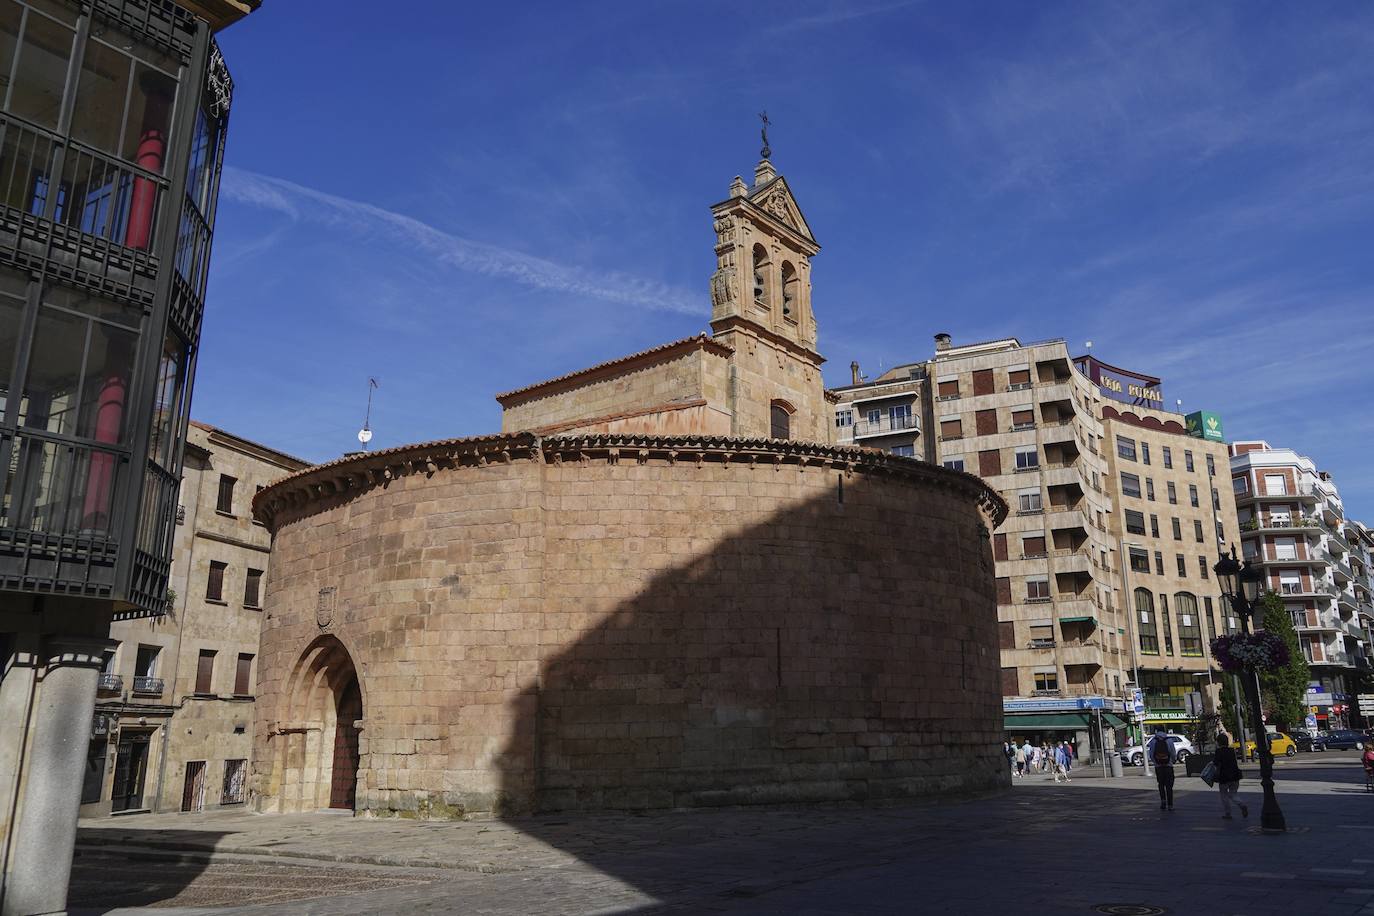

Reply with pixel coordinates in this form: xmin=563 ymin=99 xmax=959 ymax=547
xmin=250 ymin=155 xmax=1008 ymax=817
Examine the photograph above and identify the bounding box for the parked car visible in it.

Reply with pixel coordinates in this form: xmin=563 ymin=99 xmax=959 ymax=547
xmin=1121 ymin=734 xmax=1195 ymax=766
xmin=1244 ymin=732 xmax=1298 ymax=758
xmin=1289 ymin=728 xmax=1318 ymax=752
xmin=1320 ymin=729 xmax=1367 ymax=751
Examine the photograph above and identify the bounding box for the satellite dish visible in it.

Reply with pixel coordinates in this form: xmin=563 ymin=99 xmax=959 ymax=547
xmin=358 ymin=427 xmax=373 ymax=445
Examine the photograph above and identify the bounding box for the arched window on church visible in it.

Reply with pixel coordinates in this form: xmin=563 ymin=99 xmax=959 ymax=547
xmin=770 ymin=401 xmax=792 ymax=440
xmin=780 ymin=261 xmax=798 ymax=319
xmin=752 ymin=244 xmax=770 ymax=309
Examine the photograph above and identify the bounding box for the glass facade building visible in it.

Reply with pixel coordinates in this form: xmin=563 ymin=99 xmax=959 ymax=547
xmin=1 ymin=0 xmax=238 ymax=616
xmin=1 ymin=3 xmax=255 ymax=912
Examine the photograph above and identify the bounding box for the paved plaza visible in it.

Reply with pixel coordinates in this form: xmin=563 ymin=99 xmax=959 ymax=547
xmin=70 ymin=754 xmax=1374 ymax=915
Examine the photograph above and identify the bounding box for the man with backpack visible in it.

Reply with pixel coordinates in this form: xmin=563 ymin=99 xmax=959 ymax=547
xmin=1146 ymin=726 xmax=1176 ymax=810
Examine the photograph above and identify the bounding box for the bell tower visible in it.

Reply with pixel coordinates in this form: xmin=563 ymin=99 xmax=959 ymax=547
xmin=707 ymin=123 xmax=830 ymax=443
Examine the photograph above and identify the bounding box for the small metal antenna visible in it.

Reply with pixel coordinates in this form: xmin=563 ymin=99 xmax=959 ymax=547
xmin=358 ymin=377 xmax=379 ymax=450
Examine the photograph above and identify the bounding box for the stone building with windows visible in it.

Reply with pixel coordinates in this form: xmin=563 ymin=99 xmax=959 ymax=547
xmin=828 ymin=339 xmax=1253 ymax=744
xmin=83 ymin=421 xmax=305 ymax=817
xmin=1097 ymin=398 xmax=1239 ymax=729
xmin=830 ymin=336 xmax=1127 ymax=737
xmin=250 ymin=152 xmax=1009 ymax=819
xmin=1230 ymin=441 xmax=1373 ymax=729
xmin=0 ymin=2 xmax=258 ymax=913
xmin=830 ymin=360 xmax=923 ymax=456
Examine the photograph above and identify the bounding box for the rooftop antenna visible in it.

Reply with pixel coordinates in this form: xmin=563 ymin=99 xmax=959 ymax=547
xmin=759 ymin=110 xmax=772 ymax=159
xmin=358 ymin=377 xmax=379 ymax=450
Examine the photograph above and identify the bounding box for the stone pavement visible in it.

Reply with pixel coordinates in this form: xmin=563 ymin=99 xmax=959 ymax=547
xmin=70 ymin=753 xmax=1374 ymax=915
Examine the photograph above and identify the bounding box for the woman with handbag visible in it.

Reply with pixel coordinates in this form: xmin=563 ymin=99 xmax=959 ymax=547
xmin=1211 ymin=733 xmax=1249 ymax=819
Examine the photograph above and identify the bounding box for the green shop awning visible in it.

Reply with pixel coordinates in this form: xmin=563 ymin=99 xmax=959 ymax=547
xmin=1005 ymin=711 xmax=1128 ymax=731
xmin=1004 ymin=713 xmax=1090 ymax=730
xmin=1058 ymin=616 xmax=1098 ymax=624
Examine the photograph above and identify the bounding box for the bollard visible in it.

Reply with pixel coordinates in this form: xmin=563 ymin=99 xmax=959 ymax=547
xmin=1110 ymin=754 xmax=1123 ymax=778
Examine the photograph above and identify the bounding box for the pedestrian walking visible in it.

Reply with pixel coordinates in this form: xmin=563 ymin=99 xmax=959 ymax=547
xmin=1030 ymin=743 xmax=1042 ymax=775
xmin=1212 ymin=733 xmax=1248 ymax=819
xmin=1052 ymin=741 xmax=1071 ymax=782
xmin=1014 ymin=741 xmax=1027 ymax=777
xmin=1063 ymin=739 xmax=1074 ymax=773
xmin=1004 ymin=741 xmax=1014 ymax=776
xmin=1362 ymin=740 xmax=1374 ymax=792
xmin=1146 ymin=726 xmax=1176 ymax=810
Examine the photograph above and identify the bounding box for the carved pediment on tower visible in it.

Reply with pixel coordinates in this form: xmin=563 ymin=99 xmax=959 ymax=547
xmin=747 ymin=177 xmax=814 ymax=243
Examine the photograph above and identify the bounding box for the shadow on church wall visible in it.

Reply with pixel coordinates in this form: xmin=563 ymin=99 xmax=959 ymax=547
xmin=490 ymin=461 xmax=1007 ymax=885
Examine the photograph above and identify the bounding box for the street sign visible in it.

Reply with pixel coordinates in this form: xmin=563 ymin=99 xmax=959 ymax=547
xmin=1358 ymin=694 xmax=1374 ymax=713
xmin=1305 ymin=715 xmax=1318 ymax=730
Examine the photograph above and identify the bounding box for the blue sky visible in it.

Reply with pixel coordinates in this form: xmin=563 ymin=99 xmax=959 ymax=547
xmin=200 ymin=1 xmax=1374 ymax=516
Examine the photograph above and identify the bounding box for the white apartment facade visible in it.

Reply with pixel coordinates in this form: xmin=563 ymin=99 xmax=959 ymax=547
xmin=1230 ymin=441 xmax=1371 ymax=730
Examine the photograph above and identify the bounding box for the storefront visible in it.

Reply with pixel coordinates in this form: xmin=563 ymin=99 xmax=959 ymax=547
xmin=1004 ymin=697 xmax=1129 ymax=764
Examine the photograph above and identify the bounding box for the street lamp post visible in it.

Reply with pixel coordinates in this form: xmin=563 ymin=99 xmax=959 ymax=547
xmin=1214 ymin=548 xmax=1286 ymax=832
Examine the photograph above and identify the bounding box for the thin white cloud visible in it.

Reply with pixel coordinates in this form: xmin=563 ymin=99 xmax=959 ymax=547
xmin=771 ymin=0 xmax=921 ymax=33
xmin=219 ymin=167 xmax=706 ymax=316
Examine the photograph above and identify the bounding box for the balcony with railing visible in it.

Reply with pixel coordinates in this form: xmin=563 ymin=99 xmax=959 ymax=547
xmin=1240 ymin=515 xmax=1322 ymax=535
xmin=852 ymin=413 xmax=920 ymax=440
xmin=0 ymin=111 xmax=166 ymax=302
xmin=1040 ymin=420 xmax=1079 ymax=445
xmin=1050 ymin=550 xmax=1091 ymax=575
xmin=0 ymin=429 xmax=127 ymax=598
xmin=1244 ymin=481 xmax=1319 ymax=504
xmin=97 ymin=673 xmax=123 ymax=694
xmin=1059 ymin=641 xmax=1104 ymax=667
xmin=131 ymin=676 xmax=165 ymax=696
xmin=1330 ymin=555 xmax=1355 ymax=584
xmin=1046 ymin=506 xmax=1088 ymax=533
xmin=1043 ymin=465 xmax=1082 ymax=488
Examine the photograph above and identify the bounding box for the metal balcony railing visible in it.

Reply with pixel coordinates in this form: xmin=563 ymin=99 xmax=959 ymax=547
xmin=853 ymin=414 xmax=919 ymax=438
xmin=1 ymin=111 xmax=171 ymax=252
xmin=132 ymin=676 xmax=164 ymax=695
xmin=0 ymin=429 xmax=126 ymax=598
xmin=97 ymin=673 xmax=122 ymax=692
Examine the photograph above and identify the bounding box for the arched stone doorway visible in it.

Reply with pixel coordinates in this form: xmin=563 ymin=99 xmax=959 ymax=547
xmin=277 ymin=636 xmax=364 ymax=812
xmin=329 ymin=677 xmax=362 ymax=809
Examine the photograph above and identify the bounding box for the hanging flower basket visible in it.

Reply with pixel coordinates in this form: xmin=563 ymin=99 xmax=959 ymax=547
xmin=1210 ymin=632 xmax=1290 ymax=672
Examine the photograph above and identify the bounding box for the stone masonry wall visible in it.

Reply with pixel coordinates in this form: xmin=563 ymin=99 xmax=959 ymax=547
xmin=253 ymin=437 xmax=1005 ymax=817
xmin=500 ymin=348 xmax=720 ymax=435
xmin=709 ymin=329 xmax=831 ymax=444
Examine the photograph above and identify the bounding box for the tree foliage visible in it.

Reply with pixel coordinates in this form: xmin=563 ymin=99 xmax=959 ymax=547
xmin=1256 ymin=590 xmax=1311 ymax=730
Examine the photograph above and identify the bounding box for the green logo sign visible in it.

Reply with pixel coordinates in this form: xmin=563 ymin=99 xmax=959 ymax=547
xmin=1185 ymin=410 xmax=1224 ymax=442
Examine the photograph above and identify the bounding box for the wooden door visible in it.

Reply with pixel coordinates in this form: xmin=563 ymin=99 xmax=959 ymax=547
xmin=329 ymin=678 xmax=362 ymax=810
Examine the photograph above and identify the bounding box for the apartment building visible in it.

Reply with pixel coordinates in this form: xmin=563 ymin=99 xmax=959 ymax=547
xmin=831 ymin=336 xmax=1130 ymax=748
xmin=831 ymin=360 xmax=923 ymax=455
xmin=83 ymin=422 xmax=307 ymax=816
xmin=1230 ymin=441 xmax=1371 ymax=730
xmin=1096 ymin=393 xmax=1240 ymax=728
